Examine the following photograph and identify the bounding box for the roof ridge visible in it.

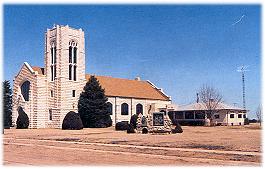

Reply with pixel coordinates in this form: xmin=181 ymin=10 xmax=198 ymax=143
xmin=85 ymin=74 xmax=146 ymax=82
xmin=85 ymin=74 xmax=170 ymax=101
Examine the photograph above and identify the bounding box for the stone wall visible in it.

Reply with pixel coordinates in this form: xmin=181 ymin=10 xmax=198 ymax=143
xmin=12 ymin=64 xmax=39 ymax=128
xmin=45 ymin=25 xmax=86 ymax=128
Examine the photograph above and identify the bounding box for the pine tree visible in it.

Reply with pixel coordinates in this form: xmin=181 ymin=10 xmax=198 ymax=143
xmin=16 ymin=107 xmax=29 ymax=129
xmin=3 ymin=80 xmax=12 ymax=129
xmin=78 ymin=75 xmax=112 ymax=128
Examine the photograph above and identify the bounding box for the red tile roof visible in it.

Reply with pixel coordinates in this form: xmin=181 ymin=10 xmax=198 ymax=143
xmin=29 ymin=66 xmax=170 ymax=101
xmin=85 ymin=74 xmax=170 ymax=101
xmin=32 ymin=66 xmax=45 ymax=75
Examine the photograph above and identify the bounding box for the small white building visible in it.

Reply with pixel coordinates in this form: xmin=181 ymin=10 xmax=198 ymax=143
xmin=169 ymin=102 xmax=247 ymax=126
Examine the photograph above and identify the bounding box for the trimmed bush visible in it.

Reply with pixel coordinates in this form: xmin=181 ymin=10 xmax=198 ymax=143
xmin=115 ymin=121 xmax=129 ymax=131
xmin=129 ymin=114 xmax=138 ymax=129
xmin=142 ymin=128 xmax=148 ymax=134
xmin=244 ymin=118 xmax=250 ymax=125
xmin=127 ymin=124 xmax=135 ymax=133
xmin=249 ymin=119 xmax=258 ymax=123
xmin=16 ymin=107 xmax=29 ymax=129
xmin=62 ymin=111 xmax=83 ymax=130
xmin=172 ymin=122 xmax=183 ymax=133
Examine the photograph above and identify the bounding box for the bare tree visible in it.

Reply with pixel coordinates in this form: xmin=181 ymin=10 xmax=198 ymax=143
xmin=198 ymin=84 xmax=223 ymax=126
xmin=256 ymin=106 xmax=262 ymax=126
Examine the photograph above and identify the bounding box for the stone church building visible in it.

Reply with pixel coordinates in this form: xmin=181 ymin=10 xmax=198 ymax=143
xmin=12 ymin=25 xmax=172 ymax=128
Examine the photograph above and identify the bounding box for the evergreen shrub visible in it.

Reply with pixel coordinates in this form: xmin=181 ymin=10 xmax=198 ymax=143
xmin=142 ymin=128 xmax=148 ymax=134
xmin=244 ymin=118 xmax=250 ymax=125
xmin=171 ymin=122 xmax=183 ymax=133
xmin=78 ymin=75 xmax=112 ymax=128
xmin=127 ymin=124 xmax=135 ymax=133
xmin=115 ymin=121 xmax=129 ymax=131
xmin=16 ymin=107 xmax=29 ymax=129
xmin=129 ymin=114 xmax=138 ymax=129
xmin=62 ymin=111 xmax=83 ymax=130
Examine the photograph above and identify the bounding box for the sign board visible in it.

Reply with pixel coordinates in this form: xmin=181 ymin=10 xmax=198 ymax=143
xmin=153 ymin=112 xmax=164 ymax=126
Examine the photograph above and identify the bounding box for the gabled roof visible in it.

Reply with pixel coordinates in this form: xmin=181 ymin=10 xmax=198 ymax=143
xmin=85 ymin=74 xmax=170 ymax=101
xmin=177 ymin=102 xmax=245 ymax=111
xmin=16 ymin=62 xmax=45 ymax=78
xmin=15 ymin=62 xmax=36 ymax=78
xmin=32 ymin=66 xmax=45 ymax=75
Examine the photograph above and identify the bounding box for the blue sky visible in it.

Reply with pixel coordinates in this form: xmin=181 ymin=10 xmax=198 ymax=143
xmin=4 ymin=5 xmax=261 ymax=119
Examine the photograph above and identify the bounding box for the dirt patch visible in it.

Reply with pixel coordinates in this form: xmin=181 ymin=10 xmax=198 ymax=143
xmin=110 ymin=140 xmax=128 ymax=144
xmin=3 ymin=124 xmax=262 ymax=165
xmin=55 ymin=138 xmax=80 ymax=142
xmin=184 ymin=144 xmax=227 ymax=150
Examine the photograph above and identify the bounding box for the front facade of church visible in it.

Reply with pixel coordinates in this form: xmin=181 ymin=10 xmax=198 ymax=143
xmin=12 ymin=25 xmax=171 ymax=129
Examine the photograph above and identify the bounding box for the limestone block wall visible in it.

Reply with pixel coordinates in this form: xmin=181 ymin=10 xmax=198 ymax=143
xmin=35 ymin=75 xmax=48 ymax=128
xmin=44 ymin=25 xmax=86 ymax=128
xmin=12 ymin=64 xmax=38 ymax=129
xmin=57 ymin=26 xmax=86 ymax=128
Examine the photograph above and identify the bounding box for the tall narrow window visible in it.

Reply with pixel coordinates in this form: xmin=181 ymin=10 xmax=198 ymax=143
xmin=73 ymin=65 xmax=77 ymax=81
xmin=21 ymin=81 xmax=30 ymax=101
xmin=106 ymin=102 xmax=113 ymax=115
xmin=51 ymin=66 xmax=54 ymax=81
xmin=74 ymin=47 xmax=77 ymax=63
xmin=69 ymin=65 xmax=72 ymax=80
xmin=136 ymin=104 xmax=143 ymax=115
xmin=69 ymin=46 xmax=72 ymax=63
xmin=69 ymin=40 xmax=77 ymax=81
xmin=54 ymin=65 xmax=57 ymax=79
xmin=49 ymin=109 xmax=52 ymax=121
xmin=121 ymin=103 xmax=129 ymax=115
xmin=50 ymin=41 xmax=56 ymax=81
xmin=72 ymin=90 xmax=76 ymax=97
xmin=54 ymin=47 xmax=56 ymax=65
xmin=51 ymin=48 xmax=53 ymax=64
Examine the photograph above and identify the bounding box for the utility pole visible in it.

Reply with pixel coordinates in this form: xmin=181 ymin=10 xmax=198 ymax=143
xmin=237 ymin=65 xmax=249 ymax=110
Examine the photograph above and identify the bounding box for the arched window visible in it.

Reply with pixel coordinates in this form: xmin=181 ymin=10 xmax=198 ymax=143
xmin=121 ymin=103 xmax=129 ymax=115
xmin=69 ymin=40 xmax=77 ymax=81
xmin=21 ymin=81 xmax=30 ymax=101
xmin=106 ymin=102 xmax=113 ymax=115
xmin=49 ymin=109 xmax=52 ymax=121
xmin=136 ymin=104 xmax=143 ymax=115
xmin=50 ymin=41 xmax=56 ymax=81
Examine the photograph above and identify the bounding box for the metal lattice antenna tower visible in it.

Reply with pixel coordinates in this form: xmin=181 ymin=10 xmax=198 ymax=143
xmin=237 ymin=65 xmax=249 ymax=110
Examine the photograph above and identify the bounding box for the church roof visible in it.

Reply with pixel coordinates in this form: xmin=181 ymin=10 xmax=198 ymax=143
xmin=85 ymin=74 xmax=170 ymax=101
xmin=25 ymin=65 xmax=170 ymax=101
xmin=32 ymin=66 xmax=45 ymax=75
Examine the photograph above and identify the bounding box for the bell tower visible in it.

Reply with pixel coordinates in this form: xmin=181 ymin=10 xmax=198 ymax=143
xmin=44 ymin=25 xmax=86 ymax=128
